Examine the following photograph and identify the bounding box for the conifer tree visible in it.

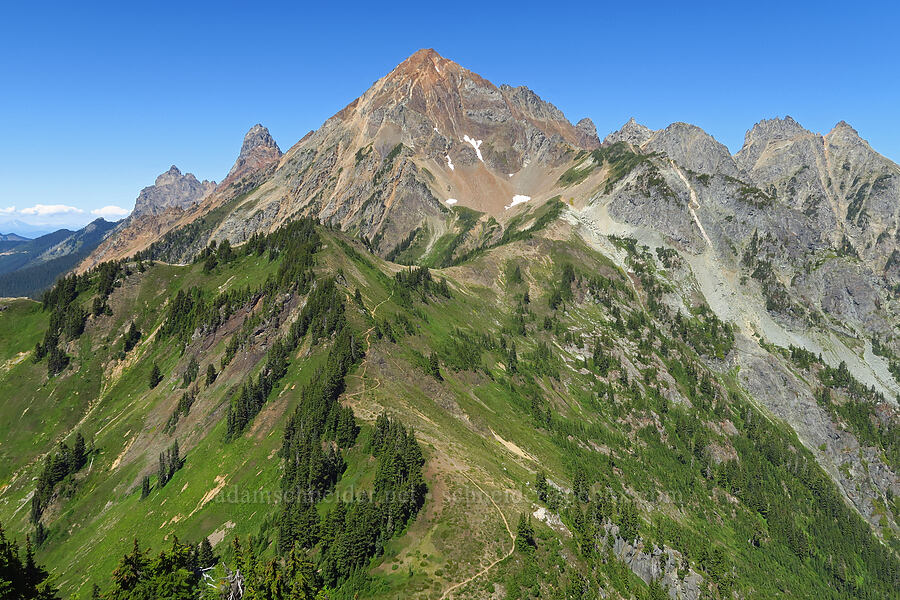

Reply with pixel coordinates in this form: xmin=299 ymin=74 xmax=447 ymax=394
xmin=536 ymin=471 xmax=549 ymax=503
xmin=428 ymin=352 xmax=441 ymax=380
xmin=72 ymin=432 xmax=87 ymax=471
xmin=123 ymin=321 xmax=141 ymax=353
xmin=148 ymin=363 xmax=162 ymax=389
xmin=198 ymin=537 xmax=216 ymax=569
xmin=516 ymin=512 xmax=535 ymax=551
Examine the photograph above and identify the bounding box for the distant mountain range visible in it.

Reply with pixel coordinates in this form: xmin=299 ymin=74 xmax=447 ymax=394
xmin=0 ymin=232 xmax=30 ymax=242
xmin=0 ymin=218 xmax=117 ymax=297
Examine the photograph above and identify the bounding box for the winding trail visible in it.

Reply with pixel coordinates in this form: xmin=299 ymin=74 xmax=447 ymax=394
xmin=440 ymin=472 xmax=517 ymax=600
xmin=343 ymin=289 xmax=393 ymax=401
xmin=345 ymin=288 xmax=517 ymax=597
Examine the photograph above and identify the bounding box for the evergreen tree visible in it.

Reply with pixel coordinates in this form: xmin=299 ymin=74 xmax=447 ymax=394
xmin=46 ymin=344 xmax=69 ymax=376
xmin=516 ymin=512 xmax=536 ymax=551
xmin=428 ymin=351 xmax=441 ymax=380
xmin=573 ymin=466 xmax=590 ymax=503
xmin=205 ymin=363 xmax=217 ymax=386
xmin=158 ymin=453 xmax=168 ymax=488
xmin=182 ymin=356 xmax=199 ymax=387
xmin=140 ymin=475 xmax=150 ymax=499
xmin=72 ymin=432 xmax=87 ymax=471
xmin=535 ymin=471 xmax=549 ymax=503
xmin=198 ymin=537 xmax=216 ymax=569
xmin=507 ymin=342 xmax=518 ymax=374
xmin=123 ymin=321 xmax=141 ymax=353
xmin=0 ymin=522 xmax=58 ymax=599
xmin=148 ymin=363 xmax=162 ymax=389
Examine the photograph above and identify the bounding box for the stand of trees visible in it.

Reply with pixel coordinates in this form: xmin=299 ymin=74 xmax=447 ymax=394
xmin=0 ymin=522 xmax=58 ymax=599
xmin=30 ymin=432 xmax=90 ymax=527
xmin=226 ymin=277 xmax=356 ymax=441
xmin=100 ymin=536 xmax=217 ymax=600
xmin=156 ymin=440 xmax=183 ymax=489
xmin=318 ymin=415 xmax=426 ymax=587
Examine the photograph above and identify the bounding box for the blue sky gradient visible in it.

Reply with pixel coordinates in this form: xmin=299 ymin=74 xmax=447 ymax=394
xmin=1 ymin=1 xmax=897 ymax=230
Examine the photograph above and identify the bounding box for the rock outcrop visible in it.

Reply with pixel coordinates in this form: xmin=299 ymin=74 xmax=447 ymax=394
xmin=131 ymin=166 xmax=215 ymax=218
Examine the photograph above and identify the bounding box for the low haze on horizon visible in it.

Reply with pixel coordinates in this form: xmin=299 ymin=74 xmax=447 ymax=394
xmin=1 ymin=0 xmax=898 ymax=232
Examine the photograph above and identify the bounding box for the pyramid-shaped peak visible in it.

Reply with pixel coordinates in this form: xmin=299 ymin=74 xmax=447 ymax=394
xmin=388 ymin=48 xmax=471 ymax=84
xmin=603 ymin=117 xmax=653 ymax=146
xmin=225 ymin=123 xmax=282 ymax=183
xmin=828 ymin=120 xmax=861 ymax=137
xmin=241 ymin=124 xmax=280 ymax=153
xmin=407 ymin=48 xmax=444 ymax=62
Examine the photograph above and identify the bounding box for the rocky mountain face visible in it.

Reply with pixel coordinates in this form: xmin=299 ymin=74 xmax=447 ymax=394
xmin=567 ymin=115 xmax=900 ymax=536
xmin=203 ymin=48 xmax=599 ymax=258
xmin=131 ymin=166 xmax=215 ymax=218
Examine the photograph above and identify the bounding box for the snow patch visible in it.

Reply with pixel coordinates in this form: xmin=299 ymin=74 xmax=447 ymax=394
xmin=505 ymin=195 xmax=531 ymax=210
xmin=463 ymin=134 xmax=484 ymax=162
xmin=508 ymin=173 xmax=514 ymax=178
xmin=446 ymin=155 xmax=454 ymax=171
xmin=446 ymin=198 xmax=457 ymax=205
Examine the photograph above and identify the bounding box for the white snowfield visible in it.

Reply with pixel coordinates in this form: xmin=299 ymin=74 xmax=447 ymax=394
xmin=446 ymin=155 xmax=454 ymax=171
xmin=505 ymin=195 xmax=531 ymax=210
xmin=446 ymin=198 xmax=458 ymax=205
xmin=463 ymin=135 xmax=484 ymax=162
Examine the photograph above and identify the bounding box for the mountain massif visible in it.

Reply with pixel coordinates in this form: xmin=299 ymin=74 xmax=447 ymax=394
xmin=0 ymin=49 xmax=897 ymax=600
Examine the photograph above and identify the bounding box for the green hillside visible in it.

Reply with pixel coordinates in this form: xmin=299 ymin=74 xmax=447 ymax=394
xmin=0 ymin=213 xmax=897 ymax=599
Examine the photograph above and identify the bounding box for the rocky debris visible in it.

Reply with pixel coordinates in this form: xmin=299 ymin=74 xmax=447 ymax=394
xmin=603 ymin=117 xmax=653 ymax=147
xmin=131 ymin=166 xmax=215 ymax=218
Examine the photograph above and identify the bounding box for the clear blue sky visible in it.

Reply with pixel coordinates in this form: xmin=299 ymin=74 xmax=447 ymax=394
xmin=1 ymin=0 xmax=897 ymax=231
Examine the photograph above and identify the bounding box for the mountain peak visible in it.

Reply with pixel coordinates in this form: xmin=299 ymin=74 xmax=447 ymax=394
xmin=384 ymin=47 xmax=473 ymax=90
xmin=643 ymin=122 xmax=739 ymax=176
xmin=155 ymin=165 xmax=183 ymax=185
xmin=603 ymin=117 xmax=653 ymax=146
xmin=134 ymin=166 xmax=215 ymax=218
xmin=225 ymin=124 xmax=282 ymax=183
xmin=828 ymin=120 xmax=861 ymax=138
xmin=742 ymin=115 xmax=810 ymax=146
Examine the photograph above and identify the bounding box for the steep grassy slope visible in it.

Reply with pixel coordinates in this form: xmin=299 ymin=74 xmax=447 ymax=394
xmin=0 ymin=217 xmax=897 ymax=599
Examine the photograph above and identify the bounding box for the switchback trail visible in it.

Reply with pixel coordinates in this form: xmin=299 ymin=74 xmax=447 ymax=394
xmin=344 ymin=289 xmax=393 ymax=401
xmin=440 ymin=472 xmax=517 ymax=599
